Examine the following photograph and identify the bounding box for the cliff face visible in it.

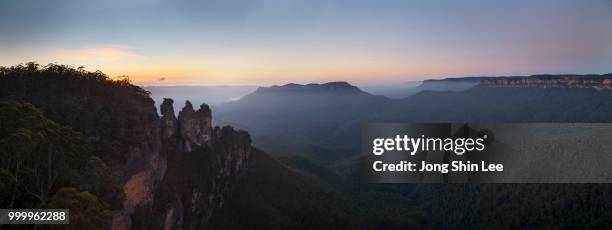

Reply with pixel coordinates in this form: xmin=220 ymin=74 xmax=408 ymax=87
xmin=177 ymin=101 xmax=213 ymax=153
xmin=123 ymin=99 xmax=251 ymax=230
xmin=0 ymin=63 xmax=252 ymax=230
xmin=479 ymin=75 xmax=612 ymax=90
xmin=0 ymin=64 xmax=170 ymax=230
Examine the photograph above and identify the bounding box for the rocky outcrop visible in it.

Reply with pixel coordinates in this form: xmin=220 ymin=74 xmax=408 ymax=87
xmin=161 ymin=99 xmax=178 ymax=141
xmin=126 ymin=99 xmax=252 ymax=230
xmin=178 ymin=101 xmax=213 ymax=152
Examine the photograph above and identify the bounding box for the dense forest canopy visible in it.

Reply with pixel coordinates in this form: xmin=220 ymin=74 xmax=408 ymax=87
xmin=0 ymin=63 xmax=153 ymax=229
xmin=0 ymin=62 xmax=157 ymax=163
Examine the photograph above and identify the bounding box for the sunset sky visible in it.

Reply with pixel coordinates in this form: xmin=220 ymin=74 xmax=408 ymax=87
xmin=1 ymin=0 xmax=611 ymax=86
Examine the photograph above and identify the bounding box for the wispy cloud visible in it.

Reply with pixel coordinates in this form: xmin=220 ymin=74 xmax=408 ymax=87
xmin=53 ymin=45 xmax=143 ymax=61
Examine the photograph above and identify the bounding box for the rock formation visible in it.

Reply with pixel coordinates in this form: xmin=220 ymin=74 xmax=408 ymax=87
xmin=479 ymin=75 xmax=612 ymax=90
xmin=110 ymin=100 xmax=165 ymax=230
xmin=120 ymin=99 xmax=252 ymax=230
xmin=178 ymin=101 xmax=213 ymax=153
xmin=160 ymin=98 xmax=178 ymax=141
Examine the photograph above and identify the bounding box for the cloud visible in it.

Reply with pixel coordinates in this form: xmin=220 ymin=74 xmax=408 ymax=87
xmin=158 ymin=77 xmax=167 ymax=81
xmin=54 ymin=45 xmax=143 ymax=61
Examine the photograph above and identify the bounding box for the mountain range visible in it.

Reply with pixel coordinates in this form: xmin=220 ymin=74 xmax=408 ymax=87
xmin=214 ymin=76 xmax=612 ymax=165
xmin=2 ymin=63 xmax=612 ymax=229
xmin=211 ymin=76 xmax=612 ymax=229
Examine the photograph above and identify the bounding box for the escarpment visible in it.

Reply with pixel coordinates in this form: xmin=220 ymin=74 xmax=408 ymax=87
xmin=479 ymin=74 xmax=612 ymax=90
xmin=127 ymin=99 xmax=252 ymax=230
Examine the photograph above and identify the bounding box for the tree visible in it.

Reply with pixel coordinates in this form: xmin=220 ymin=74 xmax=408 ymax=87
xmin=47 ymin=187 xmax=113 ymax=230
xmin=0 ymin=100 xmax=89 ymax=208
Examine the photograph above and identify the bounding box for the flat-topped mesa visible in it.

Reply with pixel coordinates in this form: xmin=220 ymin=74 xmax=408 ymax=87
xmin=478 ymin=75 xmax=612 ymax=90
xmin=252 ymin=81 xmax=367 ymax=95
xmin=178 ymin=100 xmax=213 ymax=152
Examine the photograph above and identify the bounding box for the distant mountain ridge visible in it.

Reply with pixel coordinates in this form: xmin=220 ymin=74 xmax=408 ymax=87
xmin=478 ymin=74 xmax=612 ymax=90
xmin=250 ymin=81 xmax=369 ymax=95
xmin=215 ymin=78 xmax=612 ymax=163
xmin=425 ymin=73 xmax=612 ymax=82
xmin=403 ymin=73 xmax=612 ymax=97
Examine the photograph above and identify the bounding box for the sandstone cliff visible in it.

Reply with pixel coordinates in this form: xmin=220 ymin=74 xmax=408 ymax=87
xmin=122 ymin=99 xmax=251 ymax=230
xmin=479 ymin=74 xmax=612 ymax=90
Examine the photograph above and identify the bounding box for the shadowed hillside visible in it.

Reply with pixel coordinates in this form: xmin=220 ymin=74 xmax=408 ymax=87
xmin=214 ymin=79 xmax=612 ymax=229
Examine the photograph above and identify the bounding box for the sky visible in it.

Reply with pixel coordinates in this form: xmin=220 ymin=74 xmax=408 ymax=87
xmin=1 ymin=0 xmax=611 ymax=86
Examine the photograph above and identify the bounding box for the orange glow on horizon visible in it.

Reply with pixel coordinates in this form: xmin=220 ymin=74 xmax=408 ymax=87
xmin=112 ymin=64 xmax=491 ymax=86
